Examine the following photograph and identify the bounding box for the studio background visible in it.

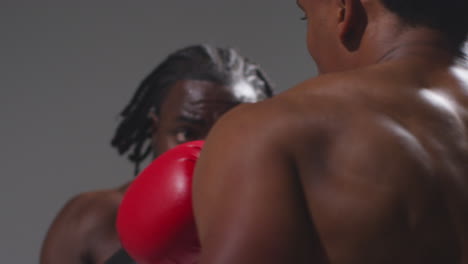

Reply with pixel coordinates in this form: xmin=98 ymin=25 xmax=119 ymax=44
xmin=0 ymin=0 xmax=317 ymax=262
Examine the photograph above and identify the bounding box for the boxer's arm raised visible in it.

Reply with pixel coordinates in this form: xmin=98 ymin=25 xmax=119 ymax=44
xmin=193 ymin=103 xmax=318 ymax=264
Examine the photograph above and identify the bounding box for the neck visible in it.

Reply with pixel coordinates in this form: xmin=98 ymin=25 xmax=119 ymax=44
xmin=353 ymin=20 xmax=459 ymax=68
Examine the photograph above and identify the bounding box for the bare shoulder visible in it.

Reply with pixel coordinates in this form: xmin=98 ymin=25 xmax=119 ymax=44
xmin=193 ymin=72 xmax=443 ymax=263
xmin=44 ymin=186 xmax=125 ymax=240
xmin=41 ymin=184 xmax=128 ymax=263
xmin=193 ymin=72 xmax=397 ymax=263
xmin=209 ymin=63 xmax=425 ymax=151
xmin=194 ymin=95 xmax=329 ymax=263
xmin=210 ymin=70 xmax=433 ymax=189
xmin=200 ymin=74 xmax=369 ymax=161
xmin=61 ymin=186 xmax=124 ymax=224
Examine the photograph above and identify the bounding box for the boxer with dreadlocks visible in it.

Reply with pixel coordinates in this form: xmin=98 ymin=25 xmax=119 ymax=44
xmin=40 ymin=44 xmax=273 ymax=264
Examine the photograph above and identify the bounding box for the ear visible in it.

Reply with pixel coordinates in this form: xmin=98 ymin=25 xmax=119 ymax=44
xmin=149 ymin=110 xmax=159 ymax=135
xmin=149 ymin=110 xmax=160 ymax=157
xmin=337 ymin=0 xmax=367 ymax=51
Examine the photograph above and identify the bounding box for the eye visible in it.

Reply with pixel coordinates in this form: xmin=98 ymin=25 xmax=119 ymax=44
xmin=174 ymin=128 xmax=199 ymax=144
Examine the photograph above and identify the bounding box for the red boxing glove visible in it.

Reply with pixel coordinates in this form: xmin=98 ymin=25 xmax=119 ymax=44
xmin=117 ymin=140 xmax=204 ymax=264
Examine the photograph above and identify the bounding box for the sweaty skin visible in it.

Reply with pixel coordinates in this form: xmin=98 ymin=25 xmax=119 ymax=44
xmin=193 ymin=1 xmax=468 ymax=264
xmin=40 ymin=80 xmax=249 ymax=264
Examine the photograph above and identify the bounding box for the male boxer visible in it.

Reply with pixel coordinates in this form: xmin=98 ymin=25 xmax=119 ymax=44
xmin=193 ymin=0 xmax=468 ymax=263
xmin=40 ymin=44 xmax=273 ymax=264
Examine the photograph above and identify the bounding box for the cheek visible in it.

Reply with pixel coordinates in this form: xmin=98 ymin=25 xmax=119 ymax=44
xmin=306 ymin=22 xmax=324 ymax=63
xmin=306 ymin=24 xmax=317 ymax=58
xmin=151 ymin=132 xmax=175 ymax=157
xmin=306 ymin=19 xmax=335 ymax=73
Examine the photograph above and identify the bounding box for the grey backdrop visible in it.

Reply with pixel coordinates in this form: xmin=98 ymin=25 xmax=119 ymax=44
xmin=0 ymin=1 xmax=317 ymax=262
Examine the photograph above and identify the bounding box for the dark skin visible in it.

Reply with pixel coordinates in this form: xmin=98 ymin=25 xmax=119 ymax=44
xmin=193 ymin=0 xmax=468 ymax=263
xmin=40 ymin=79 xmax=261 ymax=264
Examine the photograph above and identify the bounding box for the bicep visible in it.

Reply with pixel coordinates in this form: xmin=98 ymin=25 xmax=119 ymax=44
xmin=193 ymin=114 xmax=316 ymax=264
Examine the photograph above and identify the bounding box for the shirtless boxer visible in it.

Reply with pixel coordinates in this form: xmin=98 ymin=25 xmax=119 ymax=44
xmin=40 ymin=44 xmax=273 ymax=264
xmin=193 ymin=0 xmax=468 ymax=263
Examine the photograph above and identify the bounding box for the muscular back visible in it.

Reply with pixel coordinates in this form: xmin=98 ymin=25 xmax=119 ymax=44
xmin=289 ymin=61 xmax=468 ymax=263
xmin=193 ymin=59 xmax=468 ymax=264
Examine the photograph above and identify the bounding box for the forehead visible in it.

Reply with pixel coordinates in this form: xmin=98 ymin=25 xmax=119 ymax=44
xmin=162 ymin=79 xmax=261 ymax=108
xmin=158 ymin=80 xmax=249 ymax=118
xmin=164 ymin=80 xmax=234 ymax=105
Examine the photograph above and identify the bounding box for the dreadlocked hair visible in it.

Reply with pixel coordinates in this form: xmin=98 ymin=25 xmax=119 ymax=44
xmin=111 ymin=44 xmax=274 ymax=175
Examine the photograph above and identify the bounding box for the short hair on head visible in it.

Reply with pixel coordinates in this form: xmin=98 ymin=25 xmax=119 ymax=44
xmin=380 ymin=0 xmax=468 ymax=54
xmin=111 ymin=44 xmax=274 ymax=174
